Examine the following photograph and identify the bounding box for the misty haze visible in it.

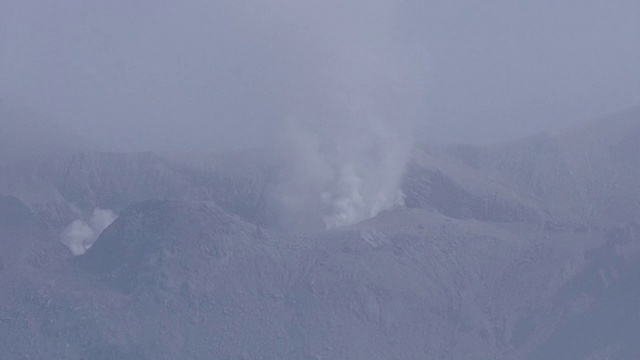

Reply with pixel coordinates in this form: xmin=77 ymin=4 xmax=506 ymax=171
xmin=1 ymin=0 xmax=639 ymax=359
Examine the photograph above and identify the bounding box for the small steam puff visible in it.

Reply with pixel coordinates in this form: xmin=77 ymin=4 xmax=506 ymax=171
xmin=60 ymin=208 xmax=117 ymax=255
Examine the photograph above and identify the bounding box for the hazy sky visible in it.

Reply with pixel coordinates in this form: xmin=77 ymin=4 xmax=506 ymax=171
xmin=1 ymin=0 xmax=639 ymax=151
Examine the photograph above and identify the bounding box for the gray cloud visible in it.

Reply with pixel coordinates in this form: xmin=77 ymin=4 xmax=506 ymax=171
xmin=1 ymin=0 xmax=638 ymax=151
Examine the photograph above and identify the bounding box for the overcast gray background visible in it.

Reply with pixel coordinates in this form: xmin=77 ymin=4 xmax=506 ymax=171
xmin=1 ymin=0 xmax=639 ymax=152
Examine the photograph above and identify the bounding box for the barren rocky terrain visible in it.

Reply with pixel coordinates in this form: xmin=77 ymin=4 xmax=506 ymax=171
xmin=1 ymin=107 xmax=639 ymax=359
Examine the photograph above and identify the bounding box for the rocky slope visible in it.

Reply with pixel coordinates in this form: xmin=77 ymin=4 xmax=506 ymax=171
xmin=0 ymin=107 xmax=639 ymax=359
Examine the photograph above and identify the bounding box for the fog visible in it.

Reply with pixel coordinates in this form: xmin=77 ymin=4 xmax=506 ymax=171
xmin=3 ymin=2 xmax=640 ymax=357
xmin=1 ymin=0 xmax=639 ymax=152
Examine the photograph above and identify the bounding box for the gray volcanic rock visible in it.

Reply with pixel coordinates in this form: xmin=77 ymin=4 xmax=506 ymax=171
xmin=402 ymin=157 xmax=547 ymax=224
xmin=58 ymin=199 xmax=640 ymax=359
xmin=404 ymin=106 xmax=640 ymax=230
xmin=475 ymin=106 xmax=640 ymax=227
xmin=0 ymin=107 xmax=639 ymax=359
xmin=528 ymin=224 xmax=640 ymax=360
xmin=0 ymin=195 xmax=67 ymax=277
xmin=77 ymin=200 xmax=256 ymax=293
xmin=45 ymin=200 xmax=530 ymax=359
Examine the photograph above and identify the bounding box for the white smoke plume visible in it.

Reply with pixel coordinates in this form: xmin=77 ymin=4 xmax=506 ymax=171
xmin=60 ymin=208 xmax=117 ymax=255
xmin=264 ymin=0 xmax=426 ymax=230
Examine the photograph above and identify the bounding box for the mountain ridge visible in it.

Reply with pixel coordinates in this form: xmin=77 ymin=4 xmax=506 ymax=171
xmin=0 ymin=106 xmax=639 ymax=358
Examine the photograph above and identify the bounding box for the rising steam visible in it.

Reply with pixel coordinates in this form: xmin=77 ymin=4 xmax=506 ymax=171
xmin=266 ymin=0 xmax=426 ymax=230
xmin=60 ymin=208 xmax=117 ymax=255
xmin=276 ymin=113 xmax=412 ymax=230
